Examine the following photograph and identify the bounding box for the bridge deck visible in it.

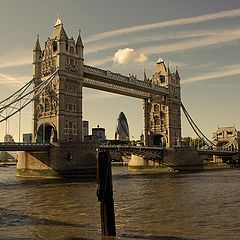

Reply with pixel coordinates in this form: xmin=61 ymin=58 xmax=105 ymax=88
xmin=0 ymin=143 xmax=51 ymax=151
xmin=197 ymin=149 xmax=238 ymax=156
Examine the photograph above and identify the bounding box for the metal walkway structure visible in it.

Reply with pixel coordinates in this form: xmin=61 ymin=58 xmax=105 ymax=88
xmin=83 ymin=65 xmax=169 ymax=99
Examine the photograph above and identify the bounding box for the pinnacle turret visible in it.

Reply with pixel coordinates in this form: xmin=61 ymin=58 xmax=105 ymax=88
xmin=33 ymin=34 xmax=41 ymax=52
xmin=175 ymin=67 xmax=180 ymax=79
xmin=76 ymin=28 xmax=84 ymax=48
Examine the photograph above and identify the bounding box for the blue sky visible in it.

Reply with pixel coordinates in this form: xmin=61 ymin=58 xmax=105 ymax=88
xmin=0 ymin=0 xmax=240 ymax=141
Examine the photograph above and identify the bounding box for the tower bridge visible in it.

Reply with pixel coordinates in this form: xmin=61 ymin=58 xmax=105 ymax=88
xmin=0 ymin=17 xmax=238 ymax=176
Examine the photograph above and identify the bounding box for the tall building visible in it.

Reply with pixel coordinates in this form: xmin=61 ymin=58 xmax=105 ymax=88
xmin=4 ymin=134 xmax=14 ymax=143
xmin=1 ymin=134 xmax=17 ymax=162
xmin=213 ymin=126 xmax=240 ymax=150
xmin=115 ymin=112 xmax=130 ymax=141
xmin=92 ymin=127 xmax=106 ymax=142
xmin=23 ymin=133 xmax=32 ymax=143
xmin=32 ymin=16 xmax=84 ymax=144
xmin=82 ymin=120 xmax=89 ymax=141
xmin=143 ymin=58 xmax=181 ymax=147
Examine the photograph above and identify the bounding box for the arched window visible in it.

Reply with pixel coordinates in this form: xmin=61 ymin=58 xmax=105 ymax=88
xmin=159 ymin=75 xmax=165 ymax=84
xmin=154 ymin=104 xmax=160 ymax=112
xmin=52 ymin=41 xmax=57 ymax=52
xmin=45 ymin=98 xmax=50 ymax=112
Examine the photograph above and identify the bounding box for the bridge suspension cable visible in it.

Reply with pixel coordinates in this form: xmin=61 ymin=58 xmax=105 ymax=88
xmin=181 ymin=102 xmax=216 ymax=148
xmin=0 ymin=69 xmax=58 ymax=123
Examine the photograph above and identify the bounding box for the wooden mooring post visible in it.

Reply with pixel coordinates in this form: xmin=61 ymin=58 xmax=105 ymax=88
xmin=97 ymin=150 xmax=116 ymax=237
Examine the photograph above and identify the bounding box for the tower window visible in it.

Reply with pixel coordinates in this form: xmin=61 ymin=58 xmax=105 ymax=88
xmin=52 ymin=41 xmax=57 ymax=52
xmin=159 ymin=75 xmax=165 ymax=84
xmin=70 ymin=46 xmax=74 ymax=53
xmin=154 ymin=104 xmax=160 ymax=112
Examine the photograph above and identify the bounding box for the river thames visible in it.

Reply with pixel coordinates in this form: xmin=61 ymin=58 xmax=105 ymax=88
xmin=0 ymin=166 xmax=240 ymax=240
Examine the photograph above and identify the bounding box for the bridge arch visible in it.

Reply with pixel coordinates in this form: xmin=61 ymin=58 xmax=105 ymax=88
xmin=152 ymin=134 xmax=167 ymax=147
xmin=37 ymin=123 xmax=57 ymax=143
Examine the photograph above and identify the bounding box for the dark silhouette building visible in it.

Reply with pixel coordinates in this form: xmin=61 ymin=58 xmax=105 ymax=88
xmin=115 ymin=112 xmax=130 ymax=141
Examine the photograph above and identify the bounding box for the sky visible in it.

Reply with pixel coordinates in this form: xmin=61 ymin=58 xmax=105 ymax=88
xmin=0 ymin=0 xmax=240 ymax=141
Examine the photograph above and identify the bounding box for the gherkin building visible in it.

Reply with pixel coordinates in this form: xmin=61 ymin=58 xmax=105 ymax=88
xmin=115 ymin=112 xmax=130 ymax=141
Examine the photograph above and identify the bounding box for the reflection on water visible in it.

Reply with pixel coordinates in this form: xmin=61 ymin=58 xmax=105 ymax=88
xmin=0 ymin=166 xmax=240 ymax=239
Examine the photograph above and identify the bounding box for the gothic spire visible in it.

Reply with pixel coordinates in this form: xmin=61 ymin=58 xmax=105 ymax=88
xmin=76 ymin=28 xmax=84 ymax=48
xmin=143 ymin=68 xmax=147 ymax=81
xmin=33 ymin=33 xmax=41 ymax=52
xmin=175 ymin=66 xmax=180 ymax=79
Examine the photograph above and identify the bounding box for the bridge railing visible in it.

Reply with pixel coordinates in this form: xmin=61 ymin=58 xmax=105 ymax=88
xmin=0 ymin=142 xmax=50 ymax=146
xmin=83 ymin=65 xmax=169 ymax=94
xmin=99 ymin=145 xmax=163 ymax=150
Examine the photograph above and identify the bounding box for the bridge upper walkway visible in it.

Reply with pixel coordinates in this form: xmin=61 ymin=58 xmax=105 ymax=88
xmin=83 ymin=65 xmax=169 ymax=99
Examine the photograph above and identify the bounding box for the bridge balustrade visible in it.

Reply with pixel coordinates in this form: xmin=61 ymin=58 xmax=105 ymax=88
xmin=83 ymin=65 xmax=169 ymax=95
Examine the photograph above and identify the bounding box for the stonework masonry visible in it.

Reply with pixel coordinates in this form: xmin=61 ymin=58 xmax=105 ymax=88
xmin=17 ymin=17 xmax=97 ymax=177
xmin=144 ymin=58 xmax=181 ymax=148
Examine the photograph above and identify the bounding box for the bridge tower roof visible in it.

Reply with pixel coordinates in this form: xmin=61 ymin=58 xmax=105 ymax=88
xmin=51 ymin=16 xmax=68 ymax=41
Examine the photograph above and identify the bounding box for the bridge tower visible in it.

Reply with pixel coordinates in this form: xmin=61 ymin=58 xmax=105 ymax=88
xmin=144 ymin=58 xmax=181 ymax=147
xmin=33 ymin=17 xmax=84 ymax=143
xmin=17 ymin=17 xmax=96 ymax=177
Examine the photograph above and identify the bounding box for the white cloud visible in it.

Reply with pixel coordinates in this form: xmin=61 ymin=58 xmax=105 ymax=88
xmin=83 ymin=90 xmax=121 ymax=101
xmin=139 ymin=33 xmax=240 ymax=55
xmin=0 ymin=72 xmax=31 ymax=87
xmin=183 ymin=64 xmax=240 ymax=84
xmin=85 ymin=56 xmax=113 ymax=67
xmin=113 ymin=48 xmax=148 ymax=65
xmin=85 ymin=28 xmax=240 ymax=55
xmin=86 ymin=31 xmax=240 ymax=68
xmin=85 ymin=8 xmax=240 ymax=43
xmin=0 ymin=50 xmax=32 ymax=69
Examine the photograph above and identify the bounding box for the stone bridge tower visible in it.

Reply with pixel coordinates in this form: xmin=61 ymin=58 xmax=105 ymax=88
xmin=144 ymin=58 xmax=181 ymax=147
xmin=33 ymin=17 xmax=84 ymax=144
xmin=17 ymin=18 xmax=96 ymax=177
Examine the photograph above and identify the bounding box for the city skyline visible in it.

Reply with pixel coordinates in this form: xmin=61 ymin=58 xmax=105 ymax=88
xmin=0 ymin=0 xmax=240 ymax=141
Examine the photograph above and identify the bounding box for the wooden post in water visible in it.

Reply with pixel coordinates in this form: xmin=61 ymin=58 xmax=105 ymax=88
xmin=97 ymin=150 xmax=116 ymax=237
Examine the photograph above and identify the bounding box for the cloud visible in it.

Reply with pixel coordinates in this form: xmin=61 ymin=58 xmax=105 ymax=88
xmin=0 ymin=72 xmax=31 ymax=86
xmin=86 ymin=31 xmax=240 ymax=67
xmin=85 ymin=8 xmax=240 ymax=43
xmin=113 ymin=48 xmax=148 ymax=65
xmin=83 ymin=90 xmax=121 ymax=101
xmin=0 ymin=50 xmax=32 ymax=69
xmin=182 ymin=64 xmax=240 ymax=84
xmin=139 ymin=33 xmax=240 ymax=55
xmin=85 ymin=56 xmax=113 ymax=67
xmin=85 ymin=28 xmax=240 ymax=55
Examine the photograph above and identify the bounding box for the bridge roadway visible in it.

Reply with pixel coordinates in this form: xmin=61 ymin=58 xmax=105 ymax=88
xmin=0 ymin=142 xmax=237 ymax=158
xmin=197 ymin=149 xmax=238 ymax=156
xmin=82 ymin=65 xmax=169 ymax=99
xmin=0 ymin=142 xmax=164 ymax=159
xmin=0 ymin=142 xmax=50 ymax=151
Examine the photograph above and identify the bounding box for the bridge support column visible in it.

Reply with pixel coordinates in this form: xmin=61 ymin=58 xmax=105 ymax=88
xmin=143 ymin=99 xmax=151 ymax=146
xmin=17 ymin=143 xmax=97 ymax=178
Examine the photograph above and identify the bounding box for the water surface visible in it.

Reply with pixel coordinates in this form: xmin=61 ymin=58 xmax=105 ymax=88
xmin=0 ymin=166 xmax=240 ymax=239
